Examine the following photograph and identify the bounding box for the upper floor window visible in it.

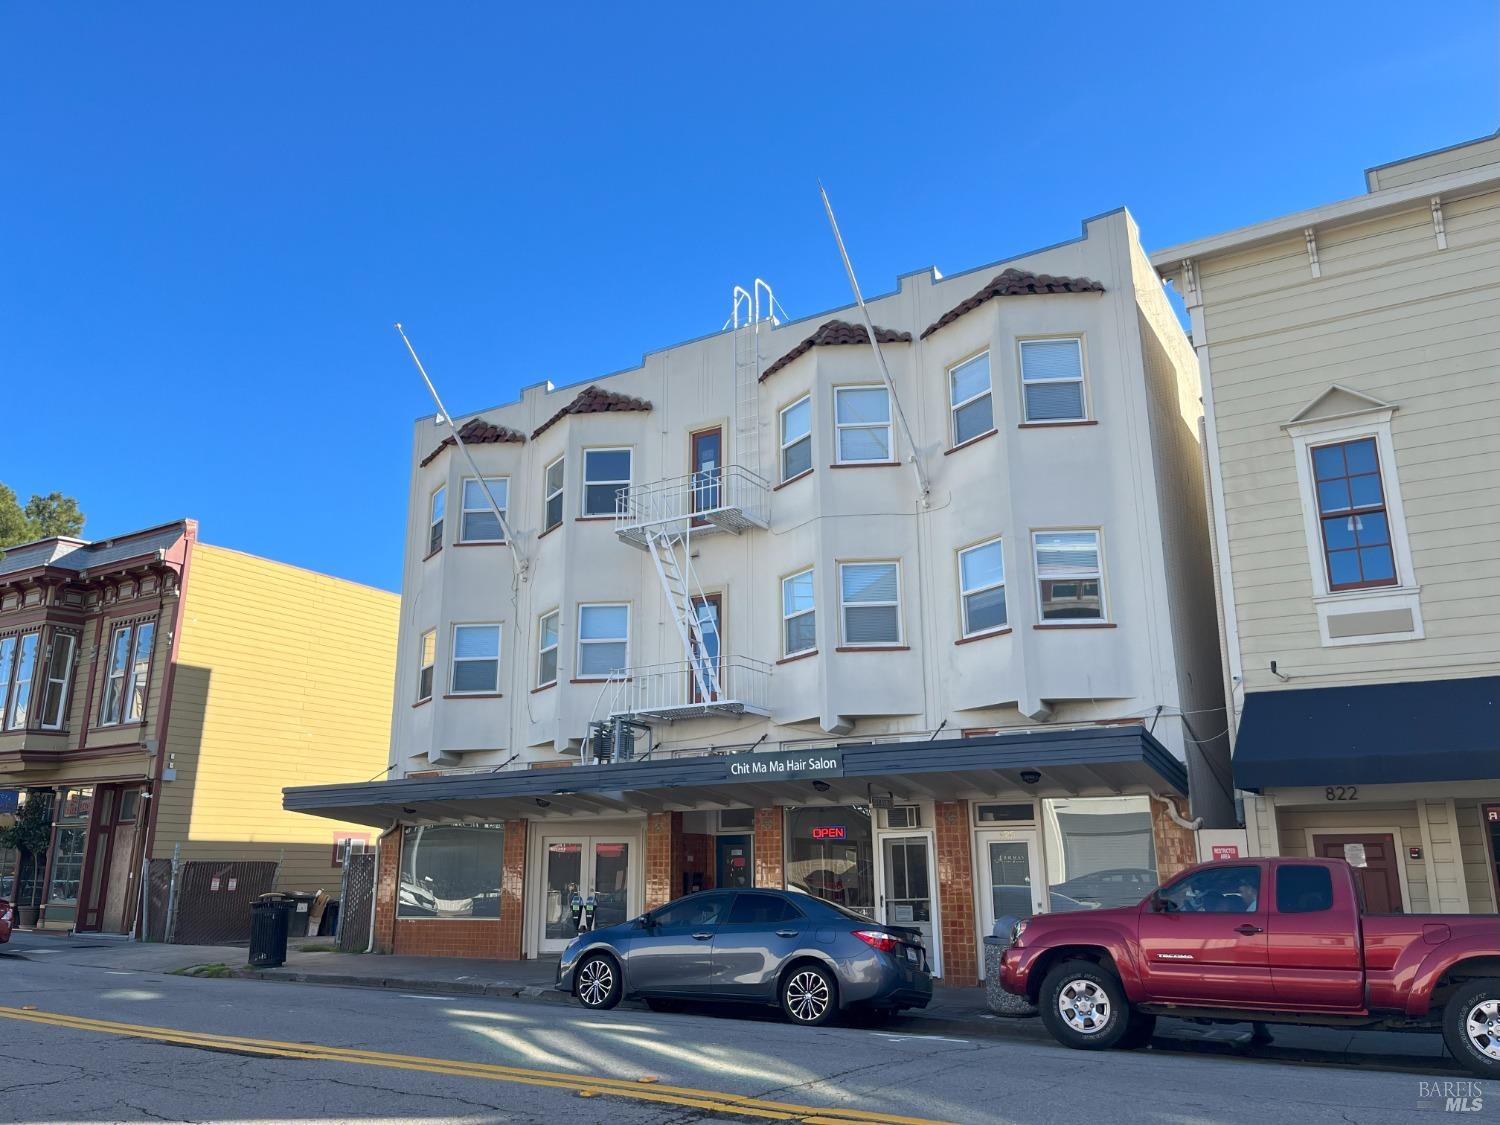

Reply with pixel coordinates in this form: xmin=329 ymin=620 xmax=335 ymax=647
xmin=949 ymin=352 xmax=994 ymax=445
xmin=427 ymin=485 xmax=446 ymax=555
xmin=1033 ymin=531 xmax=1105 ymax=621
xmin=782 ymin=568 xmax=816 ymax=657
xmin=1020 ymin=338 xmax=1086 ymax=423
xmin=582 ymin=448 xmax=631 ymax=517
xmin=537 ymin=610 xmax=560 ymax=687
xmin=543 ymin=457 xmax=565 ymax=533
xmin=958 ymin=538 xmax=1007 ymax=636
xmin=0 ymin=636 xmax=14 ymax=728
xmin=576 ymin=603 xmax=628 ymax=678
xmin=1311 ymin=438 xmax=1396 ymax=590
xmin=417 ymin=629 xmax=436 ymax=702
xmin=1 ymin=632 xmax=40 ymax=730
xmin=834 ymin=385 xmax=893 ymax=463
xmin=839 ymin=562 xmax=901 ymax=646
xmin=39 ymin=631 xmax=78 ymax=730
xmin=451 ymin=624 xmax=501 ymax=694
xmin=780 ymin=396 xmax=812 ymax=482
xmin=459 ymin=477 xmax=509 ymax=543
xmin=100 ymin=621 xmax=155 ymax=725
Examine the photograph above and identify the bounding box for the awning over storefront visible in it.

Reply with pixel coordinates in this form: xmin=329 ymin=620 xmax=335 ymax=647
xmin=1234 ymin=676 xmax=1500 ymax=791
xmin=284 ymin=725 xmax=1186 ymax=827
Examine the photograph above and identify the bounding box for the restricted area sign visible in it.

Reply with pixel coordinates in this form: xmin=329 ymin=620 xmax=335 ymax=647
xmin=1211 ymin=844 xmax=1240 ymax=860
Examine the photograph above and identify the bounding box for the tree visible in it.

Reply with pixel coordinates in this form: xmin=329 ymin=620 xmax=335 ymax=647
xmin=0 ymin=484 xmax=85 ymax=548
xmin=0 ymin=792 xmax=53 ymax=912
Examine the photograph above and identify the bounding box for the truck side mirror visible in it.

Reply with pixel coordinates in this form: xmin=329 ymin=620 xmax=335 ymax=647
xmin=1149 ymin=890 xmax=1169 ymax=913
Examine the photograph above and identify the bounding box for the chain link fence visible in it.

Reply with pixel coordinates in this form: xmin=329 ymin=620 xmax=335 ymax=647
xmin=140 ymin=858 xmax=278 ymax=945
xmin=337 ymin=851 xmax=376 ymax=953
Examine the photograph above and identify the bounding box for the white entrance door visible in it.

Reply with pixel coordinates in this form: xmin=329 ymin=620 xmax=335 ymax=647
xmin=540 ymin=835 xmax=636 ymax=953
xmin=975 ymin=829 xmax=1046 ymax=944
xmin=878 ymin=832 xmax=942 ymax=978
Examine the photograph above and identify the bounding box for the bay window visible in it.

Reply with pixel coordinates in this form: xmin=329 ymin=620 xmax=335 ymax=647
xmin=780 ymin=396 xmax=812 ymax=481
xmin=450 ymin=624 xmax=501 ymax=694
xmin=537 ymin=610 xmax=559 ymax=687
xmin=1033 ymin=531 xmax=1105 ymax=621
xmin=576 ymin=603 xmax=628 ymax=678
xmin=834 ymin=385 xmax=893 ymax=463
xmin=781 ymin=568 xmax=815 ymax=657
xmin=1020 ymin=338 xmax=1087 ymax=423
xmin=39 ymin=631 xmax=78 ymax=730
xmin=958 ymin=538 xmax=1007 ymax=635
xmin=542 ymin=457 xmax=564 ymax=532
xmin=839 ymin=562 xmax=901 ymax=646
xmin=949 ymin=352 xmax=994 ymax=445
xmin=582 ymin=448 xmax=631 ymax=517
xmin=459 ymin=477 xmax=509 ymax=543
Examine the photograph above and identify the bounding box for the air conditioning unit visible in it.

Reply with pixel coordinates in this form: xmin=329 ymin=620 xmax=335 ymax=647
xmin=885 ymin=805 xmax=920 ymax=829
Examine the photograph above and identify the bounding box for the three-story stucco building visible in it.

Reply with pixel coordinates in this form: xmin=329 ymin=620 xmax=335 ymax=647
xmin=1153 ymin=130 xmax=1500 ymax=915
xmin=288 ymin=208 xmax=1229 ymax=984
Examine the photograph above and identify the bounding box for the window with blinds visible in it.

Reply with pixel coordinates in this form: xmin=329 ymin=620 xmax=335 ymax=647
xmin=1020 ymin=338 xmax=1087 ymax=423
xmin=459 ymin=477 xmax=509 ymax=542
xmin=451 ymin=624 xmax=501 ymax=694
xmin=1033 ymin=530 xmax=1105 ymax=621
xmin=839 ymin=562 xmax=901 ymax=645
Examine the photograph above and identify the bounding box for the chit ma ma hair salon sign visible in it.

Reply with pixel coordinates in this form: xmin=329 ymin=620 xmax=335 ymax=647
xmin=726 ymin=749 xmax=843 ymax=780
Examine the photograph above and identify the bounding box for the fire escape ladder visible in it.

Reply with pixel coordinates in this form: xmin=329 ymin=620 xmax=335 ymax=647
xmin=643 ymin=524 xmax=723 ymax=703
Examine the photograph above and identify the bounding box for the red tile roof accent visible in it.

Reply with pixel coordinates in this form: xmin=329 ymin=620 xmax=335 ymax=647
xmin=530 ymin=385 xmax=653 ymax=439
xmin=920 ymin=269 xmax=1105 ymax=339
xmin=419 ymin=418 xmax=527 ymax=468
xmin=760 ymin=320 xmax=913 ymax=382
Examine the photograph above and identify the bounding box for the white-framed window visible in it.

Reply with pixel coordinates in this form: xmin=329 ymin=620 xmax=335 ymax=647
xmin=427 ymin=485 xmax=447 ymax=554
xmin=125 ymin=622 xmax=156 ymax=723
xmin=949 ymin=352 xmax=994 ymax=445
xmin=537 ymin=610 xmax=560 ymax=687
xmin=39 ymin=632 xmax=77 ymax=730
xmin=582 ymin=448 xmax=631 ymax=517
xmin=1033 ymin=530 xmax=1105 ymax=621
xmin=781 ymin=568 xmax=816 ymax=657
xmin=542 ymin=456 xmax=565 ymax=532
xmin=834 ymin=385 xmax=893 ymax=463
xmin=839 ymin=562 xmax=901 ymax=646
xmin=451 ymin=624 xmax=502 ymax=694
xmin=417 ymin=629 xmax=436 ymax=702
xmin=958 ymin=538 xmax=1007 ymax=636
xmin=576 ymin=603 xmax=628 ymax=679
xmin=3 ymin=632 xmax=39 ymax=730
xmin=0 ymin=636 xmax=15 ymax=729
xmin=459 ymin=477 xmax=509 ymax=543
xmin=100 ymin=624 xmax=130 ymax=725
xmin=780 ymin=395 xmax=812 ymax=482
xmin=1019 ymin=338 xmax=1087 ymax=423
xmin=98 ymin=621 xmax=154 ymax=726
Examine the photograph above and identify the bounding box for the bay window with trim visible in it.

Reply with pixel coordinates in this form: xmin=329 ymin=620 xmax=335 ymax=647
xmin=1019 ymin=338 xmax=1087 ymax=423
xmin=1033 ymin=531 xmax=1106 ymax=621
xmin=576 ymin=603 xmax=628 ymax=679
xmin=958 ymin=538 xmax=1007 ymax=636
xmin=39 ymin=630 xmax=79 ymax=730
xmin=536 ymin=610 xmax=560 ymax=687
xmin=834 ymin=385 xmax=893 ymax=463
xmin=1310 ymin=437 xmax=1397 ymax=590
xmin=100 ymin=620 xmax=156 ymax=725
xmin=582 ymin=448 xmax=631 ymax=517
xmin=459 ymin=477 xmax=509 ymax=543
xmin=839 ymin=562 xmax=901 ymax=646
xmin=542 ymin=456 xmax=565 ymax=533
xmin=949 ymin=352 xmax=994 ymax=445
xmin=416 ymin=629 xmax=436 ymax=703
xmin=450 ymin=624 xmax=501 ymax=695
xmin=4 ymin=632 xmax=39 ymax=729
xmin=427 ymin=485 xmax=446 ymax=555
xmin=0 ymin=635 xmax=14 ymax=727
xmin=780 ymin=396 xmax=812 ymax=482
xmin=781 ymin=568 xmax=815 ymax=657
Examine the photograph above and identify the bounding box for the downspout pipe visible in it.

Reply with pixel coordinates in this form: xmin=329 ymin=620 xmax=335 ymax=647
xmin=1152 ymin=792 xmax=1203 ymax=831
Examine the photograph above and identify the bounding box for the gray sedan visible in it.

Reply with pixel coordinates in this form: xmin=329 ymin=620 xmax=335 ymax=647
xmin=556 ymin=889 xmax=932 ymax=1026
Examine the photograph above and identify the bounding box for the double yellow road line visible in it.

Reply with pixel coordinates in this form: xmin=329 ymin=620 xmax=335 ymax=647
xmin=0 ymin=1005 xmax=953 ymax=1125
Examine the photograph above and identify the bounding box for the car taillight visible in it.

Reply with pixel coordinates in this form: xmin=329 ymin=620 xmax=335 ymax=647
xmin=852 ymin=929 xmax=900 ymax=954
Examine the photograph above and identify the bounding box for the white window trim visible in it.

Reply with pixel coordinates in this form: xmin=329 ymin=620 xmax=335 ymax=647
xmin=1018 ymin=336 xmax=1090 ymax=424
xmin=833 ymin=384 xmax=895 ymax=464
xmin=449 ymin=623 xmax=503 ymax=695
xmin=41 ymin=632 xmax=77 ymax=730
xmin=458 ymin=476 xmax=510 ymax=544
xmin=99 ymin=624 xmax=132 ymax=726
xmin=575 ymin=602 xmax=630 ymax=680
xmin=427 ymin=484 xmax=446 ymax=555
xmin=123 ymin=621 xmax=156 ymax=724
xmin=537 ymin=609 xmax=560 ymax=687
xmin=581 ymin=447 xmax=632 ymax=518
xmin=948 ymin=350 xmax=995 ymax=444
xmin=781 ymin=568 xmax=816 ymax=657
xmin=0 ymin=635 xmax=15 ymax=728
xmin=779 ymin=394 xmax=813 ymax=482
xmin=837 ymin=560 xmax=903 ymax=647
xmin=957 ymin=536 xmax=1007 ymax=638
xmin=417 ymin=628 xmax=437 ymax=703
xmin=542 ymin=456 xmax=565 ymax=531
xmin=5 ymin=631 xmax=39 ymax=730
xmin=1284 ymin=409 xmax=1423 ymax=645
xmin=1031 ymin=528 xmax=1108 ymax=623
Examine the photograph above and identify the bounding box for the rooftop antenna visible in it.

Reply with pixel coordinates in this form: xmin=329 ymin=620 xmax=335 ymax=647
xmin=818 ymin=181 xmax=931 ymax=506
xmin=395 ymin=322 xmax=529 ymax=582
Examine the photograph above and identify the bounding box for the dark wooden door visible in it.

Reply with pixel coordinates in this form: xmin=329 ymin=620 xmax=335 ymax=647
xmin=690 ymin=427 xmax=723 ymax=522
xmin=1314 ymin=833 xmax=1402 ymax=913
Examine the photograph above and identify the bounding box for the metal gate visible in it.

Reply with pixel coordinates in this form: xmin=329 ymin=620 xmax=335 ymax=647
xmin=337 ymin=851 xmax=376 ymax=953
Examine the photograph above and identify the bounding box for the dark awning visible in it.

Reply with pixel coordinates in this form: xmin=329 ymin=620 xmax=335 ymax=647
xmin=284 ymin=725 xmax=1187 ymax=828
xmin=1234 ymin=676 xmax=1500 ymax=791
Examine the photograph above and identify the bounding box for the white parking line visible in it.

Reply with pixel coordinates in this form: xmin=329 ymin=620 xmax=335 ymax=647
xmin=871 ymin=1033 xmax=970 ymax=1044
xmin=399 ymin=994 xmax=449 ymax=1001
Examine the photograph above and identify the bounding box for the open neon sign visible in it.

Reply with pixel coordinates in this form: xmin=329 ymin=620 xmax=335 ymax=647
xmin=810 ymin=825 xmax=847 ymax=841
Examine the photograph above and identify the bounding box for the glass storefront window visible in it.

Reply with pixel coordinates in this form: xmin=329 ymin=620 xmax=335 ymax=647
xmin=784 ymin=806 xmax=875 ymax=918
xmin=398 ymin=824 xmax=504 ymax=919
xmin=47 ymin=826 xmax=87 ymax=905
xmin=1041 ymin=796 xmax=1158 ymax=911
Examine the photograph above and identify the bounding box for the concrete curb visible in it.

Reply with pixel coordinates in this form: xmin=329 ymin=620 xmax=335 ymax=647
xmin=235 ymin=968 xmax=576 ymax=1006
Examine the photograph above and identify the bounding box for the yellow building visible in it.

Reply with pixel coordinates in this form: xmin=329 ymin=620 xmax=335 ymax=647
xmin=0 ymin=519 xmax=398 ymax=939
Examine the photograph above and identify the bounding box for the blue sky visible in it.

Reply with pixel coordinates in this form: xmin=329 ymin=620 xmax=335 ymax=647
xmin=3 ymin=3 xmax=1496 ymax=591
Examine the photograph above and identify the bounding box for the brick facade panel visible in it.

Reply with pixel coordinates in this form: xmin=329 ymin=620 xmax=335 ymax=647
xmin=934 ymin=799 xmax=978 ymax=987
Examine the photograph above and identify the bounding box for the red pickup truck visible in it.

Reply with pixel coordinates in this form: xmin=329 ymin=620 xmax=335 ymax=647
xmin=999 ymin=857 xmax=1500 ymax=1076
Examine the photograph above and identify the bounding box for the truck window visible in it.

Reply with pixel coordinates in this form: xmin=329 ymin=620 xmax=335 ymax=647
xmin=1157 ymin=865 xmax=1260 ymax=913
xmin=1275 ymin=865 xmax=1334 ymax=913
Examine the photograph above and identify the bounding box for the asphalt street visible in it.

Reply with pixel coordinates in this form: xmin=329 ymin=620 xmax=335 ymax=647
xmin=0 ymin=937 xmax=1462 ymax=1124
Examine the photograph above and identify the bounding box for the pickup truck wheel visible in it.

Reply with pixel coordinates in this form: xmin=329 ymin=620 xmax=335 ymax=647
xmin=1443 ymin=978 xmax=1500 ymax=1078
xmin=1039 ymin=960 xmax=1132 ymax=1051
